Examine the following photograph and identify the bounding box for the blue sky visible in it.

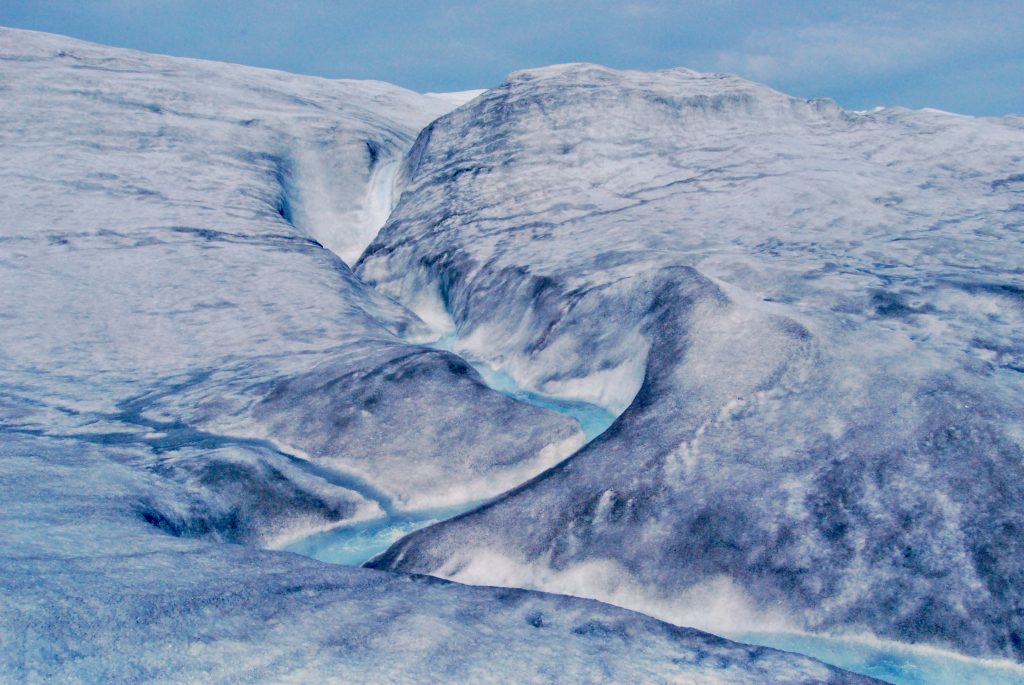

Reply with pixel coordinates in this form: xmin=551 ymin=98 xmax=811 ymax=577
xmin=2 ymin=1 xmax=1021 ymax=115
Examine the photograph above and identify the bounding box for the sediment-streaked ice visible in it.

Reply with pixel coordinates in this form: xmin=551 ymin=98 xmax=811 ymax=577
xmin=0 ymin=26 xmax=581 ymax=535
xmin=2 ymin=431 xmax=878 ymax=684
xmin=0 ymin=29 xmax=881 ymax=683
xmin=361 ymin=62 xmax=1024 ymax=663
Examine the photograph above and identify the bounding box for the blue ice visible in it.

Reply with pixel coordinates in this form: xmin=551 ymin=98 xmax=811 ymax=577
xmin=730 ymin=631 xmax=1024 ymax=685
xmin=430 ymin=333 xmax=618 ymax=442
xmin=284 ymin=502 xmax=482 ymax=566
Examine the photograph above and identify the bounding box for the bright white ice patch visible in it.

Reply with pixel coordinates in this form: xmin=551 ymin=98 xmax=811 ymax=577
xmin=424 ymin=89 xmax=487 ymax=108
xmin=289 ymin=150 xmax=401 ymax=265
xmin=344 ymin=158 xmax=400 ymax=264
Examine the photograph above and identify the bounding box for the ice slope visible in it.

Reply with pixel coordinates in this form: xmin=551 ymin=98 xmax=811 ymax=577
xmin=1 ymin=431 xmax=877 ymax=685
xmin=360 ymin=64 xmax=1024 ymax=661
xmin=0 ymin=29 xmax=881 ymax=684
xmin=0 ymin=27 xmax=582 ymax=535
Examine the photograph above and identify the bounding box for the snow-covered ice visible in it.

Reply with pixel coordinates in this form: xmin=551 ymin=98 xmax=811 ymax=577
xmin=361 ymin=62 xmax=1024 ymax=666
xmin=0 ymin=28 xmax=882 ymax=683
xmin=3 ymin=432 xmax=875 ymax=684
xmin=0 ymin=25 xmax=583 ymax=530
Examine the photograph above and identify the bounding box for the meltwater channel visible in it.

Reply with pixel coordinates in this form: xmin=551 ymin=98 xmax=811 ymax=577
xmin=283 ymin=336 xmax=617 ymax=567
xmin=280 ymin=337 xmax=1024 ymax=685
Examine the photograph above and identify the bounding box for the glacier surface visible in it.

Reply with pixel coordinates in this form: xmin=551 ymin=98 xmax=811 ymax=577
xmin=0 ymin=26 xmax=580 ymax=535
xmin=0 ymin=28 xmax=883 ymax=684
xmin=360 ymin=62 xmax=1024 ymax=664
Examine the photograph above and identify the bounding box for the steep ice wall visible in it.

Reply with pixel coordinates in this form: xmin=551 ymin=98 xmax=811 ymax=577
xmin=360 ymin=63 xmax=1024 ymax=661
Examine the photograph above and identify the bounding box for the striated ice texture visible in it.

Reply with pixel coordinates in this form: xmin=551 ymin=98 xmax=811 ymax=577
xmin=0 ymin=26 xmax=582 ymax=532
xmin=0 ymin=29 xmax=879 ymax=683
xmin=3 ymin=432 xmax=877 ymax=684
xmin=361 ymin=63 xmax=1024 ymax=662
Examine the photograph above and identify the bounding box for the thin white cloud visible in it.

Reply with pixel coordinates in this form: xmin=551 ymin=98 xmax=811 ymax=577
xmin=713 ymin=3 xmax=1022 ymax=85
